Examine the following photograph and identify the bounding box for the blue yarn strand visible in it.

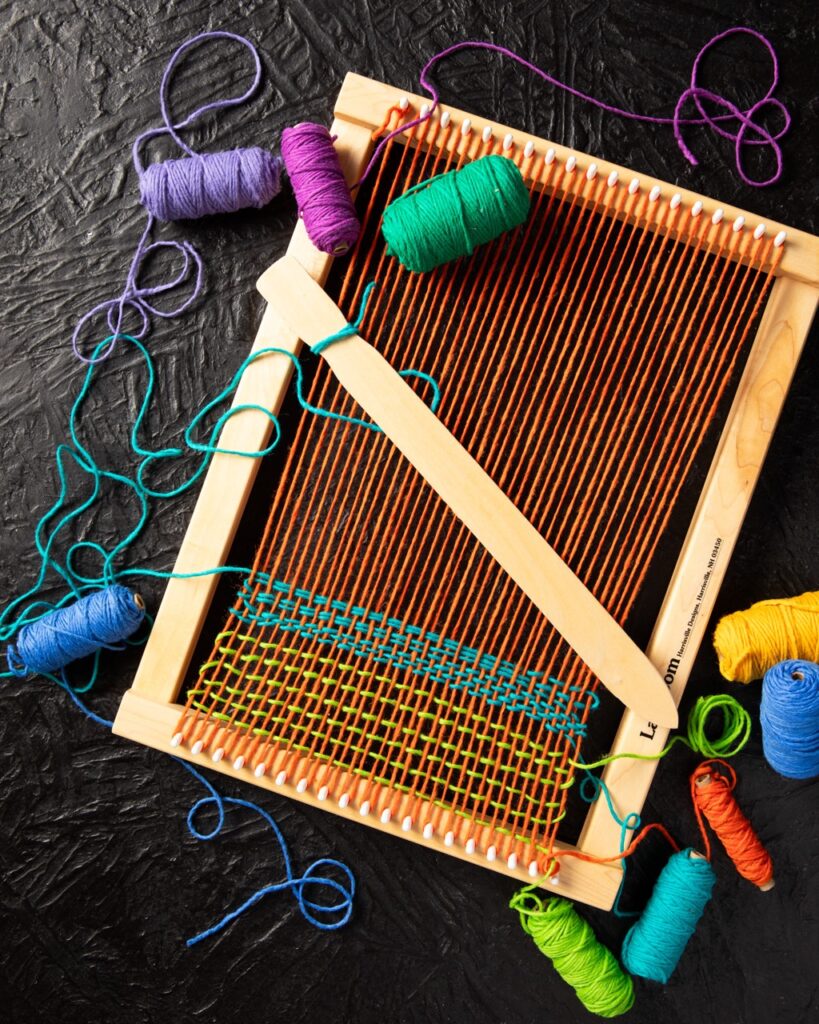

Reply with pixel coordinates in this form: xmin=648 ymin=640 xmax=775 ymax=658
xmin=18 ymin=671 xmax=355 ymax=943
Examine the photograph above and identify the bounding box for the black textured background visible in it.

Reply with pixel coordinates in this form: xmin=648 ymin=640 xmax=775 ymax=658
xmin=1 ymin=2 xmax=817 ymax=1022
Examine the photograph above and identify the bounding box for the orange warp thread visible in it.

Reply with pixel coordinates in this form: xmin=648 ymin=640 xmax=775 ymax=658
xmin=691 ymin=759 xmax=774 ymax=891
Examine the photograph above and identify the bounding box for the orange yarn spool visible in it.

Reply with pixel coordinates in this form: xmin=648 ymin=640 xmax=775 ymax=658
xmin=691 ymin=759 xmax=774 ymax=890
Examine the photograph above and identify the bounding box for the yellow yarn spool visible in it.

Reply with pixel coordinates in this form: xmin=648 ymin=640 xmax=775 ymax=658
xmin=713 ymin=591 xmax=819 ymax=683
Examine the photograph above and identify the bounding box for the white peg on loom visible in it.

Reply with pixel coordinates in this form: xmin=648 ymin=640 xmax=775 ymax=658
xmin=318 ymin=785 xmax=329 ymax=801
xmin=628 ymin=177 xmax=640 ymax=194
xmin=171 ymin=731 xmax=183 ymax=747
xmin=607 ymin=170 xmax=619 ymax=188
xmin=692 ymin=200 xmax=703 ymax=217
xmin=212 ymin=746 xmax=224 ymax=763
xmin=550 ymin=872 xmax=561 ymax=886
xmin=461 ymin=118 xmax=472 ymax=136
xmin=486 ymin=845 xmax=498 ymax=862
xmin=754 ymin=223 xmax=767 ymax=239
xmin=670 ymin=193 xmax=682 ymax=209
xmin=402 ymin=815 xmax=413 ymax=832
xmin=733 ymin=215 xmax=745 ymax=232
xmin=482 ymin=125 xmax=493 ymax=143
xmin=420 ymin=103 xmax=430 ymax=118
xmin=380 ymin=808 xmax=392 ymax=824
xmin=359 ymin=800 xmax=371 ymax=817
xmin=545 ymin=147 xmax=556 ymax=165
xmin=712 ymin=207 xmax=725 ymax=225
xmin=191 ymin=739 xmax=204 ymax=755
xmin=649 ymin=185 xmax=661 ymax=202
xmin=398 ymin=95 xmax=409 ymax=111
xmin=528 ymin=861 xmax=540 ymax=879
xmin=444 ymin=831 xmax=455 ymax=847
xmin=565 ymin=155 xmax=577 ymax=172
xmin=440 ymin=111 xmax=451 ymax=128
xmin=254 ymin=762 xmax=266 ymax=778
xmin=296 ymin=778 xmax=309 ymax=794
xmin=232 ymin=755 xmax=245 ymax=770
xmin=524 ymin=140 xmax=535 ymax=158
xmin=422 ymin=822 xmax=434 ymax=840
xmin=774 ymin=230 xmax=787 ymax=247
xmin=507 ymin=853 xmax=518 ymax=870
xmin=503 ymin=132 xmax=514 ymax=151
xmin=276 ymin=770 xmax=288 ymax=786
xmin=338 ymin=792 xmax=350 ymax=809
xmin=586 ymin=163 xmax=598 ymax=181
xmin=465 ymin=838 xmax=476 ymax=855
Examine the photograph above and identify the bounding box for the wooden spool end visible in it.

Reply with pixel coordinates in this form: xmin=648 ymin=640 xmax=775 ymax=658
xmin=133 ymin=593 xmax=146 ymax=612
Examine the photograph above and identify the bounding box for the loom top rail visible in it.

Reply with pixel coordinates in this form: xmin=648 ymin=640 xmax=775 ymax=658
xmin=114 ymin=71 xmax=819 ymax=911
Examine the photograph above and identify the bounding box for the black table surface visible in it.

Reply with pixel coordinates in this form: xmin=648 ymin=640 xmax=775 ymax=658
xmin=1 ymin=2 xmax=817 ymax=1022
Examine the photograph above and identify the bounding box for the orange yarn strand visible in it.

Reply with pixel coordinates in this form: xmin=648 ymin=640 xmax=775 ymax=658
xmin=691 ymin=760 xmax=774 ymax=891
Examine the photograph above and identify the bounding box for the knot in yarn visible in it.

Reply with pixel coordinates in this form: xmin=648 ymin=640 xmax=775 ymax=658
xmin=713 ymin=590 xmax=819 ymax=683
xmin=280 ymin=122 xmax=360 ymax=255
xmin=760 ymin=659 xmax=819 ymax=779
xmin=672 ymin=27 xmax=790 ymax=188
xmin=691 ymin=760 xmax=774 ymax=889
xmin=7 ymin=585 xmax=145 ymax=677
xmin=381 ymin=154 xmax=530 ymax=273
xmin=139 ymin=148 xmax=282 ymax=221
xmin=511 ymin=889 xmax=634 ymax=1017
xmin=621 ymin=849 xmax=715 ymax=983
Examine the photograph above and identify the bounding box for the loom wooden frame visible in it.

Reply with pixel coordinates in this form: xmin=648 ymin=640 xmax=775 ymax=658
xmin=113 ymin=72 xmax=819 ymax=911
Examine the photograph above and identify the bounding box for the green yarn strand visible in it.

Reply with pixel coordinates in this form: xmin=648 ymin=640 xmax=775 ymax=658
xmin=381 ymin=154 xmax=530 ymax=273
xmin=511 ymin=889 xmax=635 ymax=1018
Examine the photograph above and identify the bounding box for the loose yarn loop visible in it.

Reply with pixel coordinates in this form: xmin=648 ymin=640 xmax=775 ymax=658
xmin=361 ymin=29 xmax=790 ymax=188
xmin=621 ymin=849 xmax=716 ymax=983
xmin=713 ymin=591 xmax=819 ymax=683
xmin=74 ymin=31 xmax=276 ymax=363
xmin=139 ymin=148 xmax=282 ymax=221
xmin=691 ymin=760 xmax=774 ymax=889
xmin=281 ymin=122 xmax=360 ymax=255
xmin=182 ymin=760 xmax=354 ymax=944
xmin=6 ymin=585 xmax=145 ymax=677
xmin=511 ymin=889 xmax=635 ymax=1018
xmin=381 ymin=154 xmax=530 ymax=273
xmin=760 ymin=659 xmax=819 ymax=779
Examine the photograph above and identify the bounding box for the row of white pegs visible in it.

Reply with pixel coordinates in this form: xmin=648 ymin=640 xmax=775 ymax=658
xmin=175 ymin=728 xmax=558 ymax=880
xmin=397 ymin=96 xmax=787 ymax=248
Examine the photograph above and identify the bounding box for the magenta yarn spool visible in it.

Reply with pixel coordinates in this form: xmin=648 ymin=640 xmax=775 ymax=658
xmin=280 ymin=122 xmax=360 ymax=255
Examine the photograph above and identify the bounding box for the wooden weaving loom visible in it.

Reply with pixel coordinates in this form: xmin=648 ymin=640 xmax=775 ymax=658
xmin=113 ymin=73 xmax=819 ymax=911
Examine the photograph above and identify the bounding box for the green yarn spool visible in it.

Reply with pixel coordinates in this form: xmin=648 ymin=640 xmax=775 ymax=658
xmin=381 ymin=154 xmax=531 ymax=273
xmin=511 ymin=889 xmax=635 ymax=1018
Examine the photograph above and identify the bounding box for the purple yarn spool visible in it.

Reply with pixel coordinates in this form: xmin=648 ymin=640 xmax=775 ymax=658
xmin=139 ymin=148 xmax=282 ymax=221
xmin=281 ymin=122 xmax=360 ymax=255
xmin=133 ymin=31 xmax=283 ymax=221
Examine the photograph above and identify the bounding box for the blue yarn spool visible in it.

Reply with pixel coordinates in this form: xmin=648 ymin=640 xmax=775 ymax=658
xmin=7 ymin=586 xmax=145 ymax=677
xmin=761 ymin=659 xmax=819 ymax=779
xmin=621 ymin=849 xmax=716 ymax=983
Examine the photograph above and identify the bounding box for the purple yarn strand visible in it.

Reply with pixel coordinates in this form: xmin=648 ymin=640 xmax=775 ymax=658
xmin=73 ymin=30 xmax=276 ymax=363
xmin=360 ymin=28 xmax=790 ymax=188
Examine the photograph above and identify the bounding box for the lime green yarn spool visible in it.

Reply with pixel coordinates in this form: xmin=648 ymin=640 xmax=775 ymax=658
xmin=511 ymin=889 xmax=635 ymax=1018
xmin=381 ymin=154 xmax=531 ymax=273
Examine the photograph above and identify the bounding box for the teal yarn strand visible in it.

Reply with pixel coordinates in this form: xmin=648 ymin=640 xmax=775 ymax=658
xmin=381 ymin=154 xmax=530 ymax=273
xmin=511 ymin=889 xmax=635 ymax=1018
xmin=621 ymin=849 xmax=716 ymax=983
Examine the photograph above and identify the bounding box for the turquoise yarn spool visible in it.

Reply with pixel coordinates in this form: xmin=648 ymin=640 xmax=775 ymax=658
xmin=381 ymin=154 xmax=530 ymax=272
xmin=621 ymin=849 xmax=716 ymax=983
